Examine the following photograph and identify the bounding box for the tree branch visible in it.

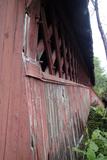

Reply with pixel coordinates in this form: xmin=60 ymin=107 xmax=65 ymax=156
xmin=91 ymin=0 xmax=95 ymax=7
xmin=91 ymin=0 xmax=107 ymax=58
xmin=95 ymin=0 xmax=107 ymax=58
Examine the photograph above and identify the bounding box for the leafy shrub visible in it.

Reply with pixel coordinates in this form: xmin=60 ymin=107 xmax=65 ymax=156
xmin=73 ymin=106 xmax=107 ymax=160
xmin=87 ymin=106 xmax=107 ymax=136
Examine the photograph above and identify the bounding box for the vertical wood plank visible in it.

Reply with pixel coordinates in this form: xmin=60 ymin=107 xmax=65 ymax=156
xmin=0 ymin=1 xmax=8 ymax=159
xmin=28 ymin=0 xmax=41 ymax=59
xmin=0 ymin=0 xmax=33 ymax=160
xmin=0 ymin=0 xmax=19 ymax=159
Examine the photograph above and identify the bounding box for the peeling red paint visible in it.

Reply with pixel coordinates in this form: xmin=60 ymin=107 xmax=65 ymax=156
xmin=0 ymin=0 xmax=103 ymax=160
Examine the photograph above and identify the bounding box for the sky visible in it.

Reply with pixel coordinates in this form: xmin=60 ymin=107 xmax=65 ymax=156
xmin=88 ymin=0 xmax=107 ymax=72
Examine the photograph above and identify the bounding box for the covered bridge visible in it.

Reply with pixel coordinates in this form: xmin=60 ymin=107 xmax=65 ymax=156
xmin=0 ymin=0 xmax=102 ymax=160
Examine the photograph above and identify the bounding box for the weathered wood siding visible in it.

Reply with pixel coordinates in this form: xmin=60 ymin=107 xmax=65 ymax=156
xmin=0 ymin=0 xmax=102 ymax=160
xmin=25 ymin=77 xmax=90 ymax=160
xmin=0 ymin=0 xmax=32 ymax=159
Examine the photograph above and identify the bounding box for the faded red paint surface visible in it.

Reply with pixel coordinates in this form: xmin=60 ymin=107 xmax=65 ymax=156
xmin=25 ymin=73 xmax=90 ymax=160
xmin=0 ymin=0 xmax=103 ymax=160
xmin=0 ymin=0 xmax=32 ymax=160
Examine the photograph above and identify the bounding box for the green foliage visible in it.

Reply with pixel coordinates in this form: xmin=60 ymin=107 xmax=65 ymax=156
xmin=94 ymin=57 xmax=107 ymax=98
xmin=73 ymin=106 xmax=107 ymax=160
xmin=87 ymin=107 xmax=107 ymax=136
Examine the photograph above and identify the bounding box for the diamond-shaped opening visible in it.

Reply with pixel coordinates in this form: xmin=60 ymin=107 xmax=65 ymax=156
xmin=40 ymin=50 xmax=48 ymax=72
xmin=53 ymin=59 xmax=58 ymax=74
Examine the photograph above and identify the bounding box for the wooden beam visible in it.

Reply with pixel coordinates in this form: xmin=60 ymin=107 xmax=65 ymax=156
xmin=67 ymin=44 xmax=72 ymax=80
xmin=60 ymin=25 xmax=68 ymax=79
xmin=52 ymin=12 xmax=62 ymax=78
xmin=40 ymin=7 xmax=53 ymax=74
xmin=25 ymin=0 xmax=41 ymax=59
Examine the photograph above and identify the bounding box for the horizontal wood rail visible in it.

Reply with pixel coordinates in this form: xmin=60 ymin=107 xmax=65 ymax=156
xmin=25 ymin=61 xmax=89 ymax=89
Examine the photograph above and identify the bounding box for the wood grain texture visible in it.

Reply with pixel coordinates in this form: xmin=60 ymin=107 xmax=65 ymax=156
xmin=0 ymin=0 xmax=32 ymax=160
xmin=0 ymin=1 xmax=103 ymax=160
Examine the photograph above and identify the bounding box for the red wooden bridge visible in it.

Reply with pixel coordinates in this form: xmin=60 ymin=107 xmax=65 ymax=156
xmin=0 ymin=0 xmax=103 ymax=159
